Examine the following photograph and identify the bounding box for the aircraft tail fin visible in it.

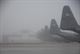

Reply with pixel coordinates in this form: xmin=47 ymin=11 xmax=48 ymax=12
xmin=50 ymin=19 xmax=60 ymax=34
xmin=60 ymin=5 xmax=78 ymax=30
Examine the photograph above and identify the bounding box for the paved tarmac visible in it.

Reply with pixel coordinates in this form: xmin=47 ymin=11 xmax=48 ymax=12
xmin=0 ymin=42 xmax=80 ymax=54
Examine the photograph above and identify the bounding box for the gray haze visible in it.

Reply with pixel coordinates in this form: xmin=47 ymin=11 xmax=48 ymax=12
xmin=0 ymin=0 xmax=80 ymax=34
xmin=0 ymin=1 xmax=80 ymax=54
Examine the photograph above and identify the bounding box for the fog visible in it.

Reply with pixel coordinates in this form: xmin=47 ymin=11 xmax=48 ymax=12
xmin=0 ymin=0 xmax=80 ymax=54
xmin=0 ymin=0 xmax=80 ymax=43
xmin=0 ymin=0 xmax=80 ymax=34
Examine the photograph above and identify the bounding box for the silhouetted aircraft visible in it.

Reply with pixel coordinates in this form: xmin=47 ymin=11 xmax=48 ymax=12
xmin=50 ymin=19 xmax=80 ymax=42
xmin=37 ymin=5 xmax=80 ymax=42
xmin=60 ymin=5 xmax=80 ymax=34
xmin=50 ymin=5 xmax=80 ymax=42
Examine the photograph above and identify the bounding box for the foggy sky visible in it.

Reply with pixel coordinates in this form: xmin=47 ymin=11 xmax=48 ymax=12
xmin=0 ymin=0 xmax=80 ymax=35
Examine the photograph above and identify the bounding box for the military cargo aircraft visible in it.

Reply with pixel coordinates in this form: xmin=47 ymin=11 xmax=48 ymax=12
xmin=50 ymin=19 xmax=80 ymax=42
xmin=60 ymin=5 xmax=80 ymax=34
xmin=37 ymin=5 xmax=80 ymax=42
xmin=50 ymin=5 xmax=80 ymax=42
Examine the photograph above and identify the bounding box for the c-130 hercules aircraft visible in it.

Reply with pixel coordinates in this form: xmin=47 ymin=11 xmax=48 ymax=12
xmin=50 ymin=5 xmax=80 ymax=42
